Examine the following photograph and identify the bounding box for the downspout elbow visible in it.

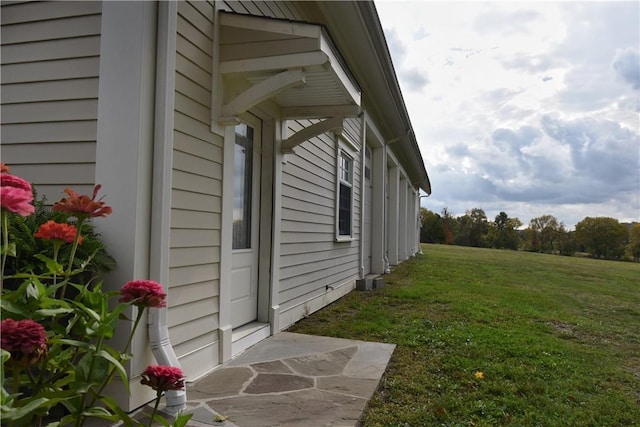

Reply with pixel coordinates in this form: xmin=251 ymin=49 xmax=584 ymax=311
xmin=148 ymin=307 xmax=187 ymax=413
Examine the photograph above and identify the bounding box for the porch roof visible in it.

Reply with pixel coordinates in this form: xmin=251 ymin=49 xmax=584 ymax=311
xmin=216 ymin=11 xmax=361 ymax=123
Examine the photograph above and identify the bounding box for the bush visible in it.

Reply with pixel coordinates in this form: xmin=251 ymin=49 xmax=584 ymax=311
xmin=1 ymin=165 xmax=191 ymax=426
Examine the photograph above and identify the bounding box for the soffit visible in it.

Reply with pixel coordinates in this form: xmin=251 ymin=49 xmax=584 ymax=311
xmin=215 ymin=11 xmax=361 ymax=124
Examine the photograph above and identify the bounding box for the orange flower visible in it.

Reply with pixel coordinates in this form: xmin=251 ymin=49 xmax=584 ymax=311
xmin=1 ymin=163 xmax=10 ymax=173
xmin=53 ymin=185 xmax=112 ymax=220
xmin=35 ymin=220 xmax=82 ymax=244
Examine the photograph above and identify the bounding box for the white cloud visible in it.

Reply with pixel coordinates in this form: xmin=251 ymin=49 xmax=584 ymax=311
xmin=375 ymin=0 xmax=640 ymax=227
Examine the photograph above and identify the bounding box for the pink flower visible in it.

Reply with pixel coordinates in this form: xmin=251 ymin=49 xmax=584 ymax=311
xmin=141 ymin=365 xmax=185 ymax=392
xmin=35 ymin=220 xmax=82 ymax=244
xmin=0 ymin=173 xmax=34 ymax=216
xmin=53 ymin=185 xmax=112 ymax=220
xmin=1 ymin=319 xmax=48 ymax=368
xmin=119 ymin=280 xmax=167 ymax=308
xmin=1 ymin=173 xmax=32 ymax=192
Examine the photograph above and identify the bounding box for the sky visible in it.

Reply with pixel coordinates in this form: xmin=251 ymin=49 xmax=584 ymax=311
xmin=375 ymin=0 xmax=640 ymax=229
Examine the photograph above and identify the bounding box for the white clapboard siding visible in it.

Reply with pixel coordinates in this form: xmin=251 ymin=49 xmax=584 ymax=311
xmin=221 ymin=0 xmax=302 ymax=19
xmin=278 ymin=114 xmax=363 ymax=311
xmin=169 ymin=264 xmax=220 ymax=288
xmin=1 ymin=142 xmax=95 ymax=164
xmin=0 ymin=1 xmax=101 ymax=202
xmin=169 ymin=1 xmax=222 ymax=362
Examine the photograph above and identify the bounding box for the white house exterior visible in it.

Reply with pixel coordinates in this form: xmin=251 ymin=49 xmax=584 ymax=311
xmin=1 ymin=0 xmax=431 ymax=410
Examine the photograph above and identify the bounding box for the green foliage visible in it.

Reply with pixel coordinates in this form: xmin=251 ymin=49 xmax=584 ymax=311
xmin=290 ymin=244 xmax=640 ymax=426
xmin=422 ymin=208 xmax=635 ymax=262
xmin=627 ymin=224 xmax=640 ymax=261
xmin=3 ymin=195 xmax=114 ymax=281
xmin=1 ymin=180 xmax=183 ymax=427
xmin=420 ymin=208 xmax=445 ymax=243
xmin=575 ymin=216 xmax=629 ymax=260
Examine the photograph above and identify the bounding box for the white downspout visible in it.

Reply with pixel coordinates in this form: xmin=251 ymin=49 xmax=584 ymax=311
xmin=149 ymin=1 xmax=186 ymax=412
xmin=383 ymin=142 xmax=391 ymax=274
xmin=359 ymin=116 xmax=367 ymax=278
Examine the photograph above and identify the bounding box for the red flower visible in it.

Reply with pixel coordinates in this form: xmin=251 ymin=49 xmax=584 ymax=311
xmin=34 ymin=220 xmax=82 ymax=245
xmin=119 ymin=280 xmax=167 ymax=308
xmin=1 ymin=173 xmax=35 ymax=216
xmin=141 ymin=365 xmax=185 ymax=392
xmin=1 ymin=319 xmax=48 ymax=368
xmin=53 ymin=185 xmax=112 ymax=220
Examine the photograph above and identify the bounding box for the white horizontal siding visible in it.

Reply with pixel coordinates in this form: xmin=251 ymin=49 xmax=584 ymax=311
xmin=278 ymin=115 xmax=363 ymax=312
xmin=221 ymin=0 xmax=302 ymax=19
xmin=169 ymin=1 xmax=222 ymax=363
xmin=0 ymin=1 xmax=101 ymax=202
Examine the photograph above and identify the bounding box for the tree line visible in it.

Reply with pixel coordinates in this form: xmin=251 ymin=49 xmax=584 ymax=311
xmin=420 ymin=207 xmax=640 ymax=262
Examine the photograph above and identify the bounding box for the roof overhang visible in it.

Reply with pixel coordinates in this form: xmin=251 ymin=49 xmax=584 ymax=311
xmin=308 ymin=1 xmax=431 ymax=194
xmin=213 ymin=11 xmax=361 ymax=136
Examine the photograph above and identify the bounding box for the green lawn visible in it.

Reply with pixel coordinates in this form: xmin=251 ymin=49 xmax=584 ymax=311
xmin=288 ymin=244 xmax=640 ymax=426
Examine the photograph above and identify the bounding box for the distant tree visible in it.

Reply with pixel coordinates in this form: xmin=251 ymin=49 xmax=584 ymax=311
xmin=574 ymin=217 xmax=628 ymax=260
xmin=627 ymin=224 xmax=640 ymax=262
xmin=455 ymin=208 xmax=488 ymax=247
xmin=556 ymin=229 xmax=576 ymax=256
xmin=525 ymin=215 xmax=564 ymax=253
xmin=488 ymin=211 xmax=522 ymax=250
xmin=420 ymin=208 xmax=445 ymax=243
xmin=441 ymin=207 xmax=455 ymax=245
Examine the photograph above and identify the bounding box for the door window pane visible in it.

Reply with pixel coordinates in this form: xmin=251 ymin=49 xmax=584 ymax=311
xmin=233 ymin=123 xmax=254 ymax=249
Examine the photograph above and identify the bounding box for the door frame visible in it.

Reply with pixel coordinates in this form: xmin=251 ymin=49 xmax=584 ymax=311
xmin=219 ymin=110 xmax=274 ymax=362
xmin=230 ymin=114 xmax=262 ymax=328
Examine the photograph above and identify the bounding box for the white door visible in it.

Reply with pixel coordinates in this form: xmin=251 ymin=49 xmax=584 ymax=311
xmin=231 ymin=115 xmax=261 ymax=328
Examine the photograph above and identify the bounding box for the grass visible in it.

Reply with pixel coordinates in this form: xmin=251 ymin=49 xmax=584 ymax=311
xmin=287 ymin=244 xmax=640 ymax=426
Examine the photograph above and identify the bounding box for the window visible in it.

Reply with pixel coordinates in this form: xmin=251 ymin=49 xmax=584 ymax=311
xmin=233 ymin=123 xmax=254 ymax=249
xmin=337 ymin=150 xmax=353 ymax=237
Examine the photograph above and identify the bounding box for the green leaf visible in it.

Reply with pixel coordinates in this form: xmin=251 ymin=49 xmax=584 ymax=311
xmin=0 ymin=299 xmax=29 ymax=317
xmin=36 ymin=307 xmax=74 ymax=317
xmin=81 ymin=406 xmax=118 ymax=420
xmin=75 ymin=353 xmax=93 ymax=383
xmin=51 ymin=338 xmax=95 ymax=351
xmin=100 ymin=396 xmax=137 ymax=427
xmin=70 ymin=301 xmax=101 ymax=323
xmin=96 ymin=349 xmax=130 ymax=393
xmin=172 ymin=412 xmax=194 ymax=427
xmin=34 ymin=254 xmax=64 ymax=275
xmin=150 ymin=411 xmax=171 ymax=427
xmin=3 ymin=242 xmax=16 ymax=257
xmin=25 ymin=279 xmax=41 ymax=300
xmin=1 ymin=397 xmax=49 ymax=421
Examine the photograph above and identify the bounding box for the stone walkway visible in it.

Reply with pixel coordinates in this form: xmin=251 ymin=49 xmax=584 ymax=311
xmin=163 ymin=332 xmax=395 ymax=427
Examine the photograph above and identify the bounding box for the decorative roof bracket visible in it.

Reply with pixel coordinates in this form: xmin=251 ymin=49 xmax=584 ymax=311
xmin=220 ymin=68 xmax=305 ymax=123
xmin=281 ymin=116 xmax=344 ymax=154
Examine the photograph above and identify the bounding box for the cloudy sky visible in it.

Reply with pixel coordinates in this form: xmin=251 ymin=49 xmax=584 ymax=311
xmin=375 ymin=0 xmax=639 ymax=228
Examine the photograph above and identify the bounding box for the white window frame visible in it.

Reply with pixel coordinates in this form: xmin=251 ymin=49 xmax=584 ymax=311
xmin=335 ymin=135 xmax=358 ymax=241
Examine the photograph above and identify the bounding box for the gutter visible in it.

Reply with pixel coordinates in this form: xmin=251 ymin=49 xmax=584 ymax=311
xmin=149 ymin=1 xmax=186 ymax=412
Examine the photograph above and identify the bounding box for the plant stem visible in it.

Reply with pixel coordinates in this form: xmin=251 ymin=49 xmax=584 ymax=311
xmin=89 ymin=306 xmax=145 ymax=408
xmin=1 ymin=211 xmax=9 ymax=291
xmin=61 ymin=218 xmax=84 ymax=299
xmin=124 ymin=306 xmax=145 ymax=354
xmin=12 ymin=366 xmax=21 ymax=400
xmin=148 ymin=391 xmax=163 ymax=427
